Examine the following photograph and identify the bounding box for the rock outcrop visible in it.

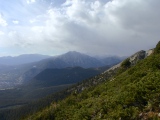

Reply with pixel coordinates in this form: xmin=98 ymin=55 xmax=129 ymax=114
xmin=129 ymin=50 xmax=146 ymax=66
xmin=105 ymin=49 xmax=154 ymax=73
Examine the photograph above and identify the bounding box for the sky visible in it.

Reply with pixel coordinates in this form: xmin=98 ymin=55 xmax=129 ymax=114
xmin=0 ymin=0 xmax=160 ymax=57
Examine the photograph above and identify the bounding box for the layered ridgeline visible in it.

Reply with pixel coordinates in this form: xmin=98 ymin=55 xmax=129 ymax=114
xmin=25 ymin=42 xmax=160 ymax=120
xmin=0 ymin=54 xmax=51 ymax=65
xmin=0 ymin=67 xmax=102 ymax=111
xmin=0 ymin=52 xmax=121 ymax=120
xmin=0 ymin=51 xmax=122 ymax=90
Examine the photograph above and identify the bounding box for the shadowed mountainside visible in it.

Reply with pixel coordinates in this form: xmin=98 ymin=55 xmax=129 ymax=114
xmin=24 ymin=42 xmax=160 ymax=120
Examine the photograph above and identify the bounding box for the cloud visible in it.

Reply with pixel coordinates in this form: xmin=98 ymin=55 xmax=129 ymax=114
xmin=0 ymin=14 xmax=7 ymax=27
xmin=55 ymin=0 xmax=160 ymax=56
xmin=26 ymin=0 xmax=36 ymax=4
xmin=0 ymin=31 xmax=4 ymax=35
xmin=12 ymin=20 xmax=19 ymax=24
xmin=0 ymin=0 xmax=160 ymax=56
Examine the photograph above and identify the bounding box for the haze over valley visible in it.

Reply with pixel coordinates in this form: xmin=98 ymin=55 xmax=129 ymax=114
xmin=0 ymin=0 xmax=160 ymax=120
xmin=0 ymin=51 xmax=124 ymax=90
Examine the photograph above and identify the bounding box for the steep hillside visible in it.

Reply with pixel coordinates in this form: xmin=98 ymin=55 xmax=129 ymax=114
xmin=0 ymin=66 xmax=108 ymax=120
xmin=25 ymin=42 xmax=160 ymax=120
xmin=28 ymin=67 xmax=102 ymax=87
xmin=0 ymin=67 xmax=103 ymax=110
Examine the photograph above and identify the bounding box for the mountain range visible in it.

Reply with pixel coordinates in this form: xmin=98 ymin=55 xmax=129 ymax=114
xmin=0 ymin=50 xmax=126 ymax=120
xmin=0 ymin=51 xmax=122 ymax=117
xmin=21 ymin=42 xmax=160 ymax=120
xmin=0 ymin=51 xmax=123 ymax=89
xmin=0 ymin=54 xmax=51 ymax=65
xmin=0 ymin=42 xmax=157 ymax=120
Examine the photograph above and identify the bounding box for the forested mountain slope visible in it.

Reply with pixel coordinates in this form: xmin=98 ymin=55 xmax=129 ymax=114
xmin=0 ymin=67 xmax=102 ymax=110
xmin=26 ymin=42 xmax=160 ymax=120
xmin=0 ymin=66 xmax=109 ymax=120
xmin=0 ymin=51 xmax=119 ymax=90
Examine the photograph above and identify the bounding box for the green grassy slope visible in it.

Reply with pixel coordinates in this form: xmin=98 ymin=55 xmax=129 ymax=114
xmin=26 ymin=42 xmax=160 ymax=120
xmin=0 ymin=65 xmax=112 ymax=120
xmin=0 ymin=67 xmax=102 ymax=108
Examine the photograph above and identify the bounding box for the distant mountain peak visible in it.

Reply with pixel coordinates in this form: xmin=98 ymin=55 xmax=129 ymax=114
xmin=63 ymin=51 xmax=85 ymax=56
xmin=66 ymin=51 xmax=80 ymax=54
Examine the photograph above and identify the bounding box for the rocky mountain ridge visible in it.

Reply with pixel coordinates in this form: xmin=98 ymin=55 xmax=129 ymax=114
xmin=0 ymin=43 xmax=157 ymax=120
xmin=105 ymin=49 xmax=154 ymax=72
xmin=0 ymin=51 xmax=122 ymax=89
xmin=49 ymin=49 xmax=154 ymax=98
xmin=24 ymin=42 xmax=160 ymax=120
